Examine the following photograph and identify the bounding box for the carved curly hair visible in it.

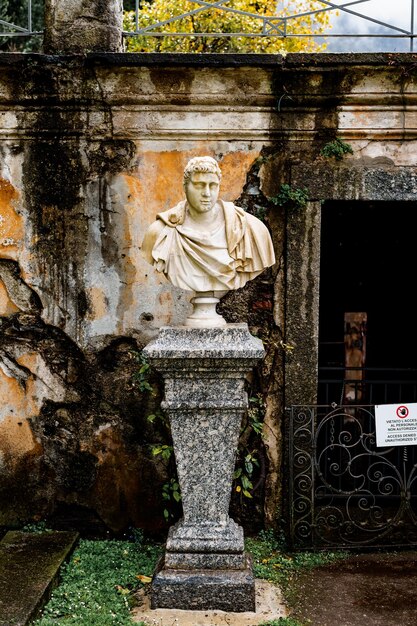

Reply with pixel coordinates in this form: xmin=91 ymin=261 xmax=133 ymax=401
xmin=183 ymin=156 xmax=222 ymax=186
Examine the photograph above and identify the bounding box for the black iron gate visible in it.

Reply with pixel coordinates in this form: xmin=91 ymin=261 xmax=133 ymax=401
xmin=289 ymin=404 xmax=417 ymax=549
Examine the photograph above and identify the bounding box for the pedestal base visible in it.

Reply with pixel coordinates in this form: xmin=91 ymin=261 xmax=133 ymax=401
xmin=151 ymin=555 xmax=256 ymax=612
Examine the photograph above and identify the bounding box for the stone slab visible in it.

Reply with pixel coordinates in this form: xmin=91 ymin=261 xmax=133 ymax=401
xmin=151 ymin=556 xmax=256 ymax=612
xmin=132 ymin=578 xmax=288 ymax=625
xmin=0 ymin=530 xmax=79 ymax=626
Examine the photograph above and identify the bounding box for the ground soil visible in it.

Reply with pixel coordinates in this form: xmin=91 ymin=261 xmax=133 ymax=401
xmin=288 ymin=550 xmax=417 ymax=626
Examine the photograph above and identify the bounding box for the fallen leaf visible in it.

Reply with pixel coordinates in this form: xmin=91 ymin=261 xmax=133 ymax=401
xmin=136 ymin=574 xmax=152 ymax=584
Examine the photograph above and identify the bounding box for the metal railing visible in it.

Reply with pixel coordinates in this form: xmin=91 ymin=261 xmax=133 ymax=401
xmin=0 ymin=0 xmax=42 ymax=39
xmin=123 ymin=0 xmax=417 ymax=52
xmin=1 ymin=1 xmax=416 ymax=51
xmin=318 ymin=367 xmax=417 ymax=406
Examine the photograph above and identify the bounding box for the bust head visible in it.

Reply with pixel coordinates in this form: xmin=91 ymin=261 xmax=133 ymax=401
xmin=183 ymin=157 xmax=222 ymax=216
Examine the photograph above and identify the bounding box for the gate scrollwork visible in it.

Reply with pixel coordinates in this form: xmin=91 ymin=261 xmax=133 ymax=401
xmin=289 ymin=405 xmax=417 ymax=548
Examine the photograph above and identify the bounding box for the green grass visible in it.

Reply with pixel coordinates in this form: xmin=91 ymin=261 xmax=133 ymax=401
xmin=34 ymin=537 xmax=162 ymax=626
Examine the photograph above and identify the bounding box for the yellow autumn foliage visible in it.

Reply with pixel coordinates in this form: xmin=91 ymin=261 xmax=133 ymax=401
xmin=124 ymin=0 xmax=335 ymax=53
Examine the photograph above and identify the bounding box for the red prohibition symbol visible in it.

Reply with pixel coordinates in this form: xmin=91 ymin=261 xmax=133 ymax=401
xmin=396 ymin=405 xmax=409 ymax=418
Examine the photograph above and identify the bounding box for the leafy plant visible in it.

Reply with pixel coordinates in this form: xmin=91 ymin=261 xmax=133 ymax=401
xmin=22 ymin=521 xmax=53 ymax=533
xmin=132 ymin=351 xmax=153 ymax=393
xmin=253 ymin=205 xmax=267 ymax=222
xmin=34 ymin=539 xmax=162 ymax=626
xmin=162 ymin=477 xmax=182 ymax=521
xmin=148 ymin=412 xmax=182 ymax=522
xmin=280 ymin=340 xmax=296 ymax=356
xmin=132 ymin=354 xmax=182 ymax=522
xmin=248 ymin=394 xmax=265 ymax=435
xmin=247 ymin=531 xmax=350 ymax=626
xmin=0 ymin=0 xmax=44 ymax=52
xmin=151 ymin=441 xmax=182 ymax=521
xmin=320 ymin=137 xmax=354 ymax=161
xmin=270 ymin=184 xmax=309 ymax=210
xmin=34 ymin=531 xmax=348 ymax=625
xmin=150 ymin=443 xmax=174 ymax=462
xmin=233 ymin=394 xmax=265 ymax=501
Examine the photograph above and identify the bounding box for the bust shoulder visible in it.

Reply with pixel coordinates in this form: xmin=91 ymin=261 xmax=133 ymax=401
xmin=141 ymin=201 xmax=186 ymax=264
xmin=157 ymin=202 xmax=186 ymax=227
xmin=141 ymin=219 xmax=165 ymax=265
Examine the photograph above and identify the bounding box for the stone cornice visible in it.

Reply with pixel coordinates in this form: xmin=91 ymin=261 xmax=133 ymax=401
xmin=0 ymin=54 xmax=416 ymax=142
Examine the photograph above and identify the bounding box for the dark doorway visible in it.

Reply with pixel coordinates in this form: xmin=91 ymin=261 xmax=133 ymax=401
xmin=288 ymin=202 xmax=417 ymax=550
xmin=318 ymin=201 xmax=417 ymax=404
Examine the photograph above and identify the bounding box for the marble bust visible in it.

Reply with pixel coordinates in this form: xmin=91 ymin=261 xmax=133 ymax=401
xmin=141 ymin=156 xmax=275 ymax=326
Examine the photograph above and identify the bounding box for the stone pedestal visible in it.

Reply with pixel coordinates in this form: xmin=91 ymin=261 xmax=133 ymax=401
xmin=143 ymin=324 xmax=264 ymax=612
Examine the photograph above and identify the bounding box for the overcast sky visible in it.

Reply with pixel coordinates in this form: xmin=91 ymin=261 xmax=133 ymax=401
xmin=323 ymin=0 xmax=415 ymax=52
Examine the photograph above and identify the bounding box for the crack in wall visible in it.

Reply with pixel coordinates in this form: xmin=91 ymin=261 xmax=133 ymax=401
xmin=0 ymin=259 xmax=43 ymax=314
xmin=0 ymin=348 xmax=31 ymax=389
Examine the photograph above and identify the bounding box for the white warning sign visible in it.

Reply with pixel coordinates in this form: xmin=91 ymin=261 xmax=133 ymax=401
xmin=375 ymin=403 xmax=417 ymax=447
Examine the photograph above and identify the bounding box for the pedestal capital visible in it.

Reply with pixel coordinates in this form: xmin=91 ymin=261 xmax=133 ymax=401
xmin=143 ymin=323 xmax=264 ymax=370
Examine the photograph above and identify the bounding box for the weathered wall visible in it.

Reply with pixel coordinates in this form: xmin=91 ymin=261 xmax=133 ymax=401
xmin=0 ymin=52 xmax=416 ymax=534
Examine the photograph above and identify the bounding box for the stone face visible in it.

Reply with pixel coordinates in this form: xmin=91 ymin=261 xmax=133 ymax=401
xmin=144 ymin=324 xmax=263 ymax=611
xmin=134 ymin=577 xmax=287 ymax=625
xmin=143 ymin=324 xmax=265 ymax=361
xmin=168 ymin=416 xmax=243 ymax=527
xmin=285 ymin=202 xmax=321 ymax=407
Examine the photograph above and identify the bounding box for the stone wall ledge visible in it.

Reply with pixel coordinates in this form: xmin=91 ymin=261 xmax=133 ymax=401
xmin=1 ymin=51 xmax=417 ymax=69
